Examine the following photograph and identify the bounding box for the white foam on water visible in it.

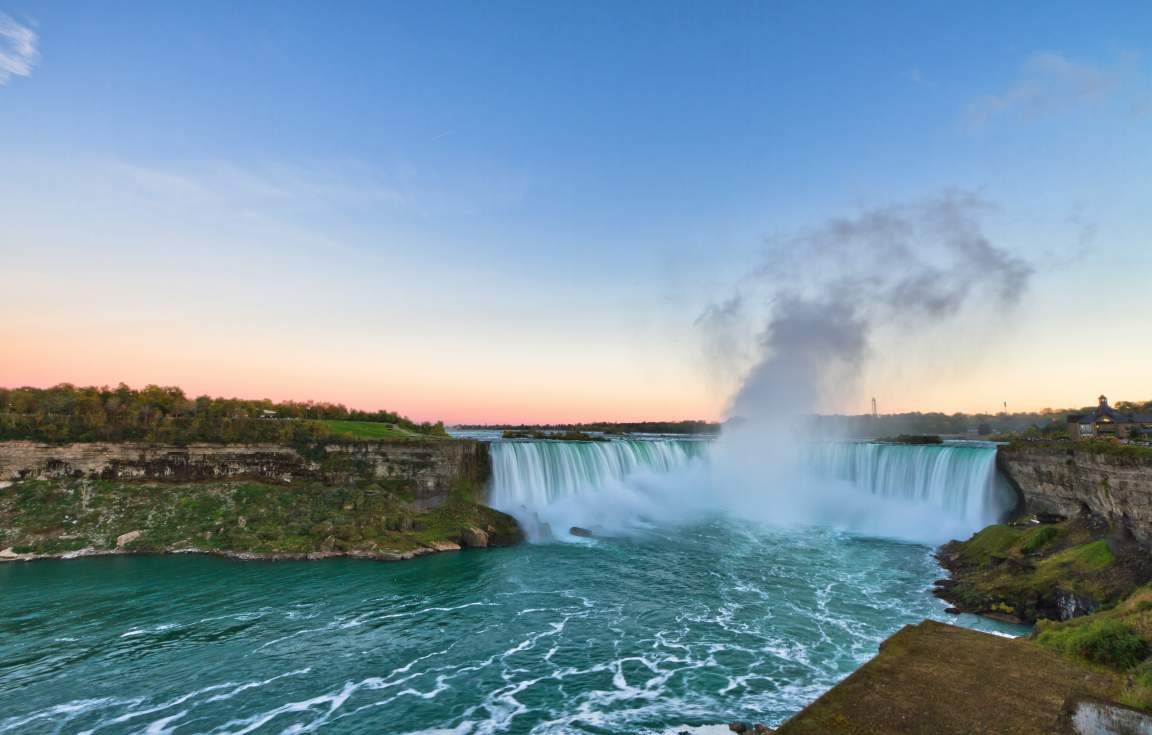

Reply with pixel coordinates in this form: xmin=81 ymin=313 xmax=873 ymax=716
xmin=490 ymin=437 xmax=1012 ymax=545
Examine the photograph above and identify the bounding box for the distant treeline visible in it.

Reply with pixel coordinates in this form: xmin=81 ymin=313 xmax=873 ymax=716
xmin=0 ymin=384 xmax=445 ymax=444
xmin=457 ymin=420 xmax=721 ymax=435
xmin=460 ymin=403 xmax=1152 ymax=440
xmin=810 ymin=402 xmax=1152 ymax=439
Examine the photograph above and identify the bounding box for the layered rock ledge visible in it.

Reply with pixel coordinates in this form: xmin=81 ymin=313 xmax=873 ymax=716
xmin=0 ymin=439 xmax=521 ymax=561
xmin=998 ymin=442 xmax=1152 ymax=541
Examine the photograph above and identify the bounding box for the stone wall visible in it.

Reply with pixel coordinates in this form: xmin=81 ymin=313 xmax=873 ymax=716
xmin=0 ymin=439 xmax=491 ymax=504
xmin=998 ymin=444 xmax=1152 ymax=540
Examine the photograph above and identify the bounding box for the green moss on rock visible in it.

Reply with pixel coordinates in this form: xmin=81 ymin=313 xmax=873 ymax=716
xmin=0 ymin=475 xmax=521 ymax=560
xmin=1037 ymin=618 xmax=1147 ymax=669
xmin=936 ymin=516 xmax=1146 ymax=623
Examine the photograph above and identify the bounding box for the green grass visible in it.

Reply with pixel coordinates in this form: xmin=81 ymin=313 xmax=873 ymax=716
xmin=1019 ymin=525 xmax=1061 ymax=554
xmin=322 ymin=420 xmax=425 ymax=440
xmin=940 ymin=517 xmax=1134 ymax=624
xmin=0 ymin=474 xmax=517 ymax=557
xmin=1040 ymin=539 xmax=1115 ymax=573
xmin=1037 ymin=618 xmax=1147 ymax=669
xmin=958 ymin=524 xmax=1021 ymax=564
xmin=1005 ymin=438 xmax=1152 ymax=461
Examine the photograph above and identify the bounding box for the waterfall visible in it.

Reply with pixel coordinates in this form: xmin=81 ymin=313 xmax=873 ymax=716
xmin=805 ymin=441 xmax=1007 ymax=530
xmin=490 ymin=439 xmax=706 ymax=509
xmin=487 ymin=437 xmax=1010 ymax=541
xmin=488 ymin=439 xmax=708 ymax=537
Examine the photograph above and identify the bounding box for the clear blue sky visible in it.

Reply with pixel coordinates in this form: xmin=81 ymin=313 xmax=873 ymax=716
xmin=2 ymin=1 xmax=1150 ymax=421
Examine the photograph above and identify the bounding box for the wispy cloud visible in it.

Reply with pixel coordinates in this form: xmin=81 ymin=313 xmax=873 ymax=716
xmin=964 ymin=51 xmax=1148 ymax=128
xmin=0 ymin=13 xmax=39 ymax=86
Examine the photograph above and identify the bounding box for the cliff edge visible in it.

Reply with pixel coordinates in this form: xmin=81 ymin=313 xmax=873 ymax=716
xmin=998 ymin=441 xmax=1152 ymax=541
xmin=0 ymin=439 xmax=521 ymax=561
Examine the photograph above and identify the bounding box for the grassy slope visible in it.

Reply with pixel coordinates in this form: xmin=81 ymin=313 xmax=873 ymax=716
xmin=936 ymin=517 xmax=1147 ymax=622
xmin=941 ymin=517 xmax=1152 ymax=710
xmin=776 ymin=620 xmax=1117 ymax=735
xmin=1034 ymin=587 xmax=1152 ymax=709
xmin=321 ymin=420 xmax=429 ymax=440
xmin=0 ymin=476 xmax=519 ymax=557
xmin=1003 ymin=438 xmax=1152 ymax=461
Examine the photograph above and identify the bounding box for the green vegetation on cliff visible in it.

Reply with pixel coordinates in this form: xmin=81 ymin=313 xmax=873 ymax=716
xmin=1003 ymin=437 xmax=1152 ymax=461
xmin=0 ymin=476 xmax=519 ymax=558
xmin=1034 ymin=587 xmax=1152 ymax=709
xmin=776 ymin=620 xmax=1118 ymax=734
xmin=0 ymin=383 xmax=448 ymax=444
xmin=322 ymin=420 xmax=432 ymax=440
xmin=936 ymin=516 xmax=1149 ymax=623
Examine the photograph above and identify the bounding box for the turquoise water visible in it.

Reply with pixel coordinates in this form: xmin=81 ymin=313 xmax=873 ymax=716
xmin=0 ymin=523 xmax=1023 ymax=734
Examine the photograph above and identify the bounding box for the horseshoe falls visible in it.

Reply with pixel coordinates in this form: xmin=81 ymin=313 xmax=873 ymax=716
xmin=490 ymin=439 xmax=708 ymax=508
xmin=489 ymin=439 xmax=713 ymax=537
xmin=489 ymin=438 xmax=1012 ymax=542
xmin=805 ymin=441 xmax=1009 ymax=531
xmin=0 ymin=438 xmax=1024 ymax=735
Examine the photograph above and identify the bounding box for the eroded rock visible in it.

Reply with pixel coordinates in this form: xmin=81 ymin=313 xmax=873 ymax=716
xmin=461 ymin=527 xmax=489 ymax=548
xmin=116 ymin=530 xmax=141 ymax=547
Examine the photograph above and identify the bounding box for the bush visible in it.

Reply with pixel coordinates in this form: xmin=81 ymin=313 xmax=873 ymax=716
xmin=1020 ymin=525 xmax=1060 ymax=554
xmin=1037 ymin=619 xmax=1148 ymax=669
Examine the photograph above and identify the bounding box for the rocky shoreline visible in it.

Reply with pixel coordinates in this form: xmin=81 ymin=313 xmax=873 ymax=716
xmin=931 ymin=511 xmax=1152 ymax=625
xmin=0 ymin=437 xmax=523 ymax=563
xmin=0 ymin=523 xmax=513 ymax=564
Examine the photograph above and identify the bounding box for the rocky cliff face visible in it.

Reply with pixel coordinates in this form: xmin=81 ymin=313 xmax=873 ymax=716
xmin=0 ymin=439 xmax=518 ymax=561
xmin=0 ymin=439 xmax=490 ymax=506
xmin=998 ymin=444 xmax=1152 ymax=540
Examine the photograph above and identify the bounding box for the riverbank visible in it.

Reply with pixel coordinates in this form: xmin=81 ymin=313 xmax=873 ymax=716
xmin=773 ymin=620 xmax=1124 ymax=734
xmin=774 ymin=442 xmax=1152 ymax=732
xmin=0 ymin=438 xmax=522 ymax=561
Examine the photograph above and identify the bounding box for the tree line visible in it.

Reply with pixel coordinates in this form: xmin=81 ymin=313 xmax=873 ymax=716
xmin=0 ymin=383 xmax=445 ymax=444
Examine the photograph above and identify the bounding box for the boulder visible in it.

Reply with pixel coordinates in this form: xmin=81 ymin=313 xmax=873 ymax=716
xmin=0 ymin=547 xmax=18 ymax=560
xmin=729 ymin=723 xmax=749 ymax=734
xmin=116 ymin=530 xmax=142 ymax=548
xmin=461 ymin=527 xmax=489 ymax=548
xmin=1055 ymin=589 xmax=1099 ymax=620
xmin=569 ymin=526 xmax=593 ymax=538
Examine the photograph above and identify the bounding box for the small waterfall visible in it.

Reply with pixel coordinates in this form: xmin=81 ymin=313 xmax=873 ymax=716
xmin=806 ymin=442 xmax=1006 ymax=529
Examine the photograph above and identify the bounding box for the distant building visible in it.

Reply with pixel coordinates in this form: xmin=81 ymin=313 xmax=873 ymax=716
xmin=259 ymin=409 xmax=278 ymax=419
xmin=1067 ymin=395 xmax=1152 ymax=440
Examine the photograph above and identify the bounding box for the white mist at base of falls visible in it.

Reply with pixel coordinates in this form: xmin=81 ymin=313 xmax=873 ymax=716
xmin=488 ymin=437 xmax=1014 ymax=545
xmin=489 ymin=439 xmax=713 ymax=538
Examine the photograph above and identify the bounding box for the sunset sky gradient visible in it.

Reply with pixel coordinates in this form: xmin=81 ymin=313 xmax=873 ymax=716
xmin=2 ymin=2 xmax=1151 ymax=423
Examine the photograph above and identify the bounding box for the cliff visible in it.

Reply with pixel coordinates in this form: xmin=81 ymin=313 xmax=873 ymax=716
xmin=774 ymin=620 xmax=1120 ymax=734
xmin=0 ymin=439 xmax=520 ymax=561
xmin=998 ymin=442 xmax=1152 ymax=540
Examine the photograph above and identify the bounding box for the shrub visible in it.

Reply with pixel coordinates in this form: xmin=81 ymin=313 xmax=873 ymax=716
xmin=1019 ymin=525 xmax=1060 ymax=554
xmin=960 ymin=524 xmax=1021 ymax=564
xmin=1037 ymin=619 xmax=1147 ymax=669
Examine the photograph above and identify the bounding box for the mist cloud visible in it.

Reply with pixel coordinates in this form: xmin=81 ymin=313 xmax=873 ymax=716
xmin=702 ymin=192 xmax=1033 ymax=423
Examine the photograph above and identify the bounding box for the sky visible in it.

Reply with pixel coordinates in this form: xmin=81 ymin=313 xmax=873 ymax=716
xmin=1 ymin=1 xmax=1150 ymax=424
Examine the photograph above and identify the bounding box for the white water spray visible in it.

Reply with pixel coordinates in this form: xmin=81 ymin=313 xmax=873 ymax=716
xmin=489 ymin=437 xmax=1012 ymax=544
